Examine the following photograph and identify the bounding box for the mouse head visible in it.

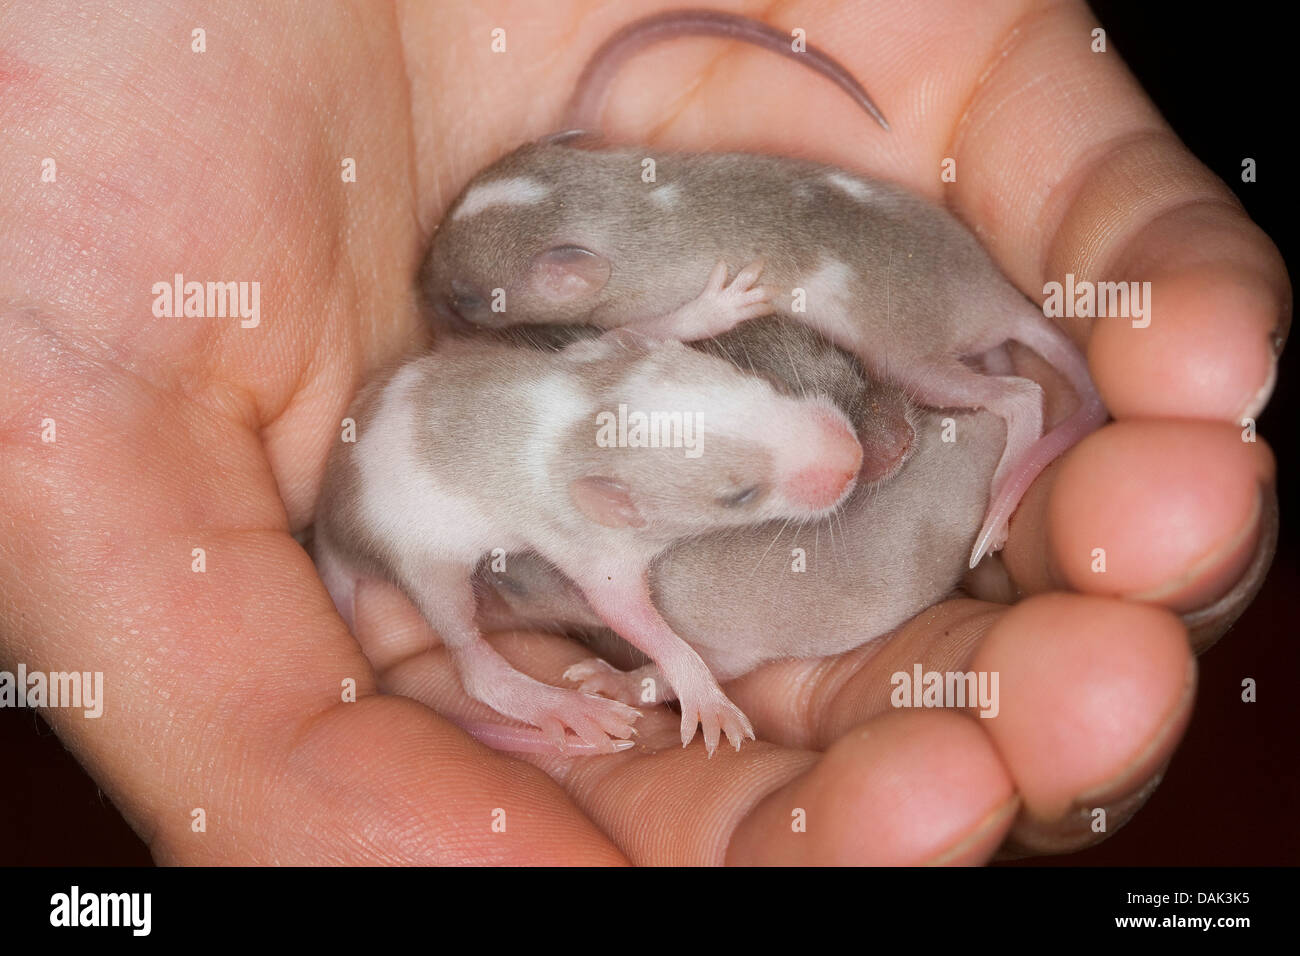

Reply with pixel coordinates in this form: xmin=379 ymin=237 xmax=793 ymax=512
xmin=701 ymin=319 xmax=918 ymax=485
xmin=557 ymin=332 xmax=864 ymax=542
xmin=422 ymin=146 xmax=618 ymax=330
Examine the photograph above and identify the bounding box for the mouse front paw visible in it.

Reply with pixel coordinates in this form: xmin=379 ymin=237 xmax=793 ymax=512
xmin=676 ymin=682 xmax=755 ymax=756
xmin=703 ymin=259 xmax=774 ymax=326
xmin=632 ymin=260 xmax=774 ymax=341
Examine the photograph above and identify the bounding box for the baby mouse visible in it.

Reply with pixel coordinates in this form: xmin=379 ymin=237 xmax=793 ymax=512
xmin=476 ymin=319 xmax=1003 ymax=708
xmin=421 ymin=8 xmax=1106 ymax=568
xmin=315 ymin=322 xmax=865 ymax=756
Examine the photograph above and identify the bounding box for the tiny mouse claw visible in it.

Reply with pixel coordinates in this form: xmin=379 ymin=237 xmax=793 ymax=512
xmin=969 ymin=515 xmax=1008 ymax=569
xmin=451 ymin=718 xmax=635 ymax=756
xmin=678 ymin=685 xmax=754 ymax=756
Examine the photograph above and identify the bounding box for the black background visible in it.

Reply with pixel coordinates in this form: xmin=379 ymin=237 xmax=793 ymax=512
xmin=1 ymin=0 xmax=1295 ymax=866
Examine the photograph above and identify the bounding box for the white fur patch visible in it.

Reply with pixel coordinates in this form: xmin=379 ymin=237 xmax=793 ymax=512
xmin=648 ymin=183 xmax=681 ymax=206
xmin=797 ymin=258 xmax=858 ymax=344
xmin=357 ymin=366 xmax=504 ymax=564
xmin=824 ymin=172 xmax=873 ymax=202
xmin=802 ymin=258 xmax=855 ymax=313
xmin=451 ymin=177 xmax=550 ymax=221
xmin=524 ymin=372 xmax=589 ymax=479
xmin=619 ymin=358 xmax=778 ymax=443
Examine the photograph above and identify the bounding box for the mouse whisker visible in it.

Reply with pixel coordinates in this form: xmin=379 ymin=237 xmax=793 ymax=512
xmin=780 ymin=334 xmax=807 ymax=400
xmin=746 ymin=516 xmax=794 ymax=582
xmin=737 ymin=340 xmax=758 ymax=380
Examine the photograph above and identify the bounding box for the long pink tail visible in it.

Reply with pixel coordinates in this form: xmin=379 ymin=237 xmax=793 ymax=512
xmin=564 ymin=8 xmax=889 ymax=132
xmin=969 ymin=317 xmax=1108 ymax=567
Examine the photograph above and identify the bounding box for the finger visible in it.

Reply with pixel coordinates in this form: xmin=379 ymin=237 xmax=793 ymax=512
xmin=1180 ymin=490 xmax=1278 ymax=653
xmin=706 ymin=259 xmax=729 ymax=291
xmin=727 ymin=712 xmax=1018 ymax=865
xmin=347 ymin=575 xmax=448 ymax=671
xmin=734 ymin=260 xmax=765 ymax=287
xmin=1000 ymin=421 xmax=1276 ymax=618
xmin=725 ymin=599 xmax=1002 ymax=750
xmin=972 ymin=594 xmax=1194 ymax=854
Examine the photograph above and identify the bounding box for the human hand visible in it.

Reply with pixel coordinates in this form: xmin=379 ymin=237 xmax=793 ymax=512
xmin=0 ymin=0 xmax=1281 ymax=864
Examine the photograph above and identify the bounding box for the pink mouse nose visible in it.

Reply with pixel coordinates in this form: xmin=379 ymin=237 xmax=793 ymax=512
xmin=782 ymin=410 xmax=863 ymax=511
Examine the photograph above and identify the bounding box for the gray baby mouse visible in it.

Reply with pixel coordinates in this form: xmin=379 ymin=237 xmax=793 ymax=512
xmin=420 ymin=8 xmax=1105 ymax=569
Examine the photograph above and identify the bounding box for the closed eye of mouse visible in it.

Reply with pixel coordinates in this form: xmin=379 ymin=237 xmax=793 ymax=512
xmin=448 ymin=279 xmax=485 ymax=317
xmin=718 ymin=483 xmax=764 ymax=508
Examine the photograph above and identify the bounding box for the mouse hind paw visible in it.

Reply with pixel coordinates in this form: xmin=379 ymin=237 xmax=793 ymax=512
xmin=460 ymin=652 xmax=642 ymax=754
xmin=677 ymin=683 xmax=754 ymax=755
xmin=526 ymin=689 xmax=641 ymax=752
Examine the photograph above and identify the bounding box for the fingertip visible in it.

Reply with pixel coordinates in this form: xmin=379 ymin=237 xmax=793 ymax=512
xmin=727 ymin=711 xmax=1015 ymax=865
xmin=1048 ymin=421 xmax=1274 ymax=611
xmin=1089 ymin=209 xmax=1289 ymax=423
xmin=972 ymin=593 xmax=1193 ymax=824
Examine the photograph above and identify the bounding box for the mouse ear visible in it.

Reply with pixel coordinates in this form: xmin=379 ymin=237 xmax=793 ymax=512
xmin=526 ymin=246 xmax=611 ymax=304
xmin=569 ymin=476 xmax=646 ymax=530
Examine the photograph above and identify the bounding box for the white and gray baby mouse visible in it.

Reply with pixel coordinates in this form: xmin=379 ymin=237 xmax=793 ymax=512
xmin=315 ymin=309 xmax=866 ymax=756
xmin=420 ymin=8 xmax=1106 ymax=569
xmin=475 ymin=319 xmax=1001 ymax=706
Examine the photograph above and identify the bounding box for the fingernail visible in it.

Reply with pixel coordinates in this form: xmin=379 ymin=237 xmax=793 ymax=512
xmin=1005 ymin=764 xmax=1168 ymax=857
xmin=924 ymin=795 xmax=1020 ymax=866
xmin=1234 ymin=354 xmax=1277 ymax=421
